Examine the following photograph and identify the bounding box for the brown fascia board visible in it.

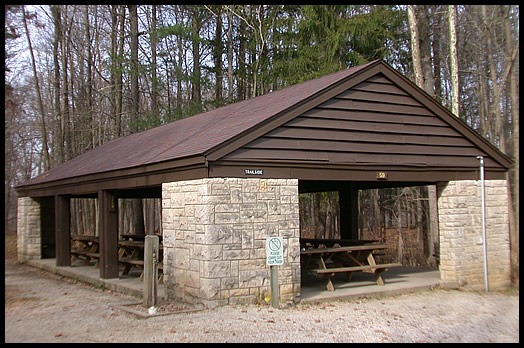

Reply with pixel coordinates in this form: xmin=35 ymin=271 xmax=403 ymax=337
xmin=377 ymin=63 xmax=513 ymax=170
xmin=15 ymin=155 xmax=207 ymax=197
xmin=204 ymin=60 xmax=384 ymax=162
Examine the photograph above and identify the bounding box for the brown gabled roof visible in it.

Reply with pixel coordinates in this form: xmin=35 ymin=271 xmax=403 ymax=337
xmin=16 ymin=59 xmax=512 ymax=195
xmin=19 ymin=61 xmax=376 ymax=188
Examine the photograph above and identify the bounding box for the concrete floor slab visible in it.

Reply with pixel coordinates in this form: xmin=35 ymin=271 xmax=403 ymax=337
xmin=300 ymin=266 xmax=452 ymax=303
xmin=26 ymin=259 xmax=452 ymax=305
xmin=27 ymin=258 xmax=165 ymax=300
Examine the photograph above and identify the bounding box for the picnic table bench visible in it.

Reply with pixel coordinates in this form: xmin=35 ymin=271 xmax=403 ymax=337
xmin=300 ymin=243 xmax=401 ymax=291
xmin=71 ymin=235 xmax=100 ymax=266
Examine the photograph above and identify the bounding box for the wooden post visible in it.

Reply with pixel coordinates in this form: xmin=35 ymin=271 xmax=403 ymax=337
xmin=55 ymin=195 xmax=71 ymax=266
xmin=339 ymin=186 xmax=359 ymax=239
xmin=98 ymin=190 xmax=119 ymax=279
xmin=143 ymin=235 xmax=159 ymax=308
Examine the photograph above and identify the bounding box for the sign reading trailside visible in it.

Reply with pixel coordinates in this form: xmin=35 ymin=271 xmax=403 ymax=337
xmin=266 ymin=237 xmax=284 ymax=266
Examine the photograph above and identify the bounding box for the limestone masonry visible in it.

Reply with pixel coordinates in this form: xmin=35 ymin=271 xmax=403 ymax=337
xmin=437 ymin=180 xmax=511 ymax=289
xmin=162 ymin=178 xmax=301 ymax=307
xmin=17 ymin=197 xmax=41 ymax=262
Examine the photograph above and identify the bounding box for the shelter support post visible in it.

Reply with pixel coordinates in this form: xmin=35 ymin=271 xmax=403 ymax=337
xmin=98 ymin=190 xmax=119 ymax=279
xmin=339 ymin=186 xmax=359 ymax=239
xmin=55 ymin=195 xmax=71 ymax=266
xmin=143 ymin=235 xmax=160 ymax=308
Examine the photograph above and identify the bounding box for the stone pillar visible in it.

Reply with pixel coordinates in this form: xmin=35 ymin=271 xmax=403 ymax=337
xmin=162 ymin=178 xmax=300 ymax=307
xmin=17 ymin=197 xmax=42 ymax=262
xmin=437 ymin=180 xmax=511 ymax=289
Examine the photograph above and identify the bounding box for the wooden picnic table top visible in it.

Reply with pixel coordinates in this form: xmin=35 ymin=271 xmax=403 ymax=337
xmin=120 ymin=233 xmax=162 ymax=241
xmin=300 ymin=244 xmax=387 ymax=255
xmin=71 ymin=235 xmax=99 ymax=242
xmin=118 ymin=240 xmax=145 ymax=247
xmin=301 ymin=238 xmax=379 ymax=245
xmin=118 ymin=240 xmax=163 ymax=248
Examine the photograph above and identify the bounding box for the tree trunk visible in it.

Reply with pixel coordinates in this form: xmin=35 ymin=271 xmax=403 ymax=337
xmin=227 ymin=10 xmax=234 ymax=102
xmin=503 ymin=5 xmax=519 ymax=284
xmin=431 ymin=5 xmax=443 ymax=103
xmin=397 ymin=198 xmax=403 ymax=264
xmin=191 ymin=8 xmax=202 ymax=107
xmin=129 ymin=5 xmax=139 ymax=133
xmin=407 ymin=6 xmax=424 ymax=88
xmin=372 ymin=189 xmax=380 ymax=239
xmin=110 ymin=5 xmax=118 ymax=137
xmin=448 ymin=5 xmax=460 ymax=117
xmin=22 ymin=6 xmax=51 ymax=171
xmin=213 ymin=9 xmax=223 ymax=106
xmin=151 ymin=5 xmax=158 ymax=116
xmin=60 ymin=6 xmax=72 ymax=160
xmin=416 ymin=5 xmax=435 ymax=97
xmin=237 ymin=18 xmax=247 ymax=100
xmin=110 ymin=5 xmax=125 ymax=138
xmin=51 ymin=5 xmax=63 ymax=164
xmin=85 ymin=5 xmax=94 ymax=149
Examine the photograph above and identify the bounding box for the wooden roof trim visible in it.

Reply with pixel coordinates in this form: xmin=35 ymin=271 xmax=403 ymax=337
xmin=376 ymin=63 xmax=513 ymax=169
xmin=204 ymin=60 xmax=383 ymax=162
xmin=15 ymin=155 xmax=207 ymax=197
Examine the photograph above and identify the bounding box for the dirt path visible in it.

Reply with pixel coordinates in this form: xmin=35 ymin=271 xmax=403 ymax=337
xmin=4 ymin=232 xmax=519 ymax=343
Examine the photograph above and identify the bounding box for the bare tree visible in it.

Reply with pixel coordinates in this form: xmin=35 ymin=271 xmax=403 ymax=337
xmin=22 ymin=6 xmax=50 ymax=171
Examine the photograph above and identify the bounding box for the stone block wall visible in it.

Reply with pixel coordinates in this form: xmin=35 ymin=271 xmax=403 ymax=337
xmin=17 ymin=197 xmax=42 ymax=261
xmin=162 ymin=178 xmax=301 ymax=307
xmin=437 ymin=180 xmax=511 ymax=289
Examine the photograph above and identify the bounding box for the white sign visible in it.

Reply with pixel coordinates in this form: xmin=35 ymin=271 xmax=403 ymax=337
xmin=244 ymin=169 xmax=264 ymax=175
xmin=266 ymin=237 xmax=283 ymax=266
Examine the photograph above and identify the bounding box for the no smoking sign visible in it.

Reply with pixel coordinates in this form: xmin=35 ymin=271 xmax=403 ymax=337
xmin=266 ymin=237 xmax=284 ymax=266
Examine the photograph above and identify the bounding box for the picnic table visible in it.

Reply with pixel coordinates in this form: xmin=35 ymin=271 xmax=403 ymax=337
xmin=118 ymin=238 xmax=164 ymax=283
xmin=300 ymin=242 xmax=401 ymax=291
xmin=71 ymin=235 xmax=100 ymax=266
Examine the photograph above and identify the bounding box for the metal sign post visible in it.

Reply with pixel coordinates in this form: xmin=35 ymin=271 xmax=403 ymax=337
xmin=266 ymin=237 xmax=283 ymax=309
xmin=477 ymin=156 xmax=489 ymax=292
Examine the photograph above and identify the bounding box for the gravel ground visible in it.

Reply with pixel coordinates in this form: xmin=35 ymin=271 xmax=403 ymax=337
xmin=5 ymin=260 xmax=519 ymax=343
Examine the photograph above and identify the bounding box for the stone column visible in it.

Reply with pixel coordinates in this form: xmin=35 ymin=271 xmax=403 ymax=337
xmin=162 ymin=178 xmax=301 ymax=307
xmin=17 ymin=197 xmax=42 ymax=262
xmin=437 ymin=180 xmax=511 ymax=289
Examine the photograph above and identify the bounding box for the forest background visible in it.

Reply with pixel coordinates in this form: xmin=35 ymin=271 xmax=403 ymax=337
xmin=4 ymin=5 xmax=518 ymax=280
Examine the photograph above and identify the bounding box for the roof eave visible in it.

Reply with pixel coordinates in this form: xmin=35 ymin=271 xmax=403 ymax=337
xmin=15 ymin=155 xmax=208 ymax=197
